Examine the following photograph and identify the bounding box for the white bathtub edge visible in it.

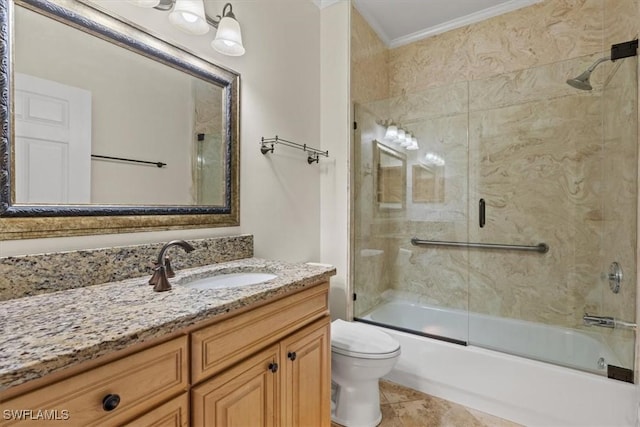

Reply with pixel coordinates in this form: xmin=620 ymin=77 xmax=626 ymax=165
xmin=381 ymin=327 xmax=637 ymax=427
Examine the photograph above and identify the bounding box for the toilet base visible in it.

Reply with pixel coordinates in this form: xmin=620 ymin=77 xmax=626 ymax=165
xmin=331 ymin=379 xmax=383 ymax=427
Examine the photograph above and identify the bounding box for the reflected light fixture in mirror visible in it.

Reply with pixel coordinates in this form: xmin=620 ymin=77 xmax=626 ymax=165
xmin=393 ymin=128 xmax=406 ymax=144
xmin=130 ymin=0 xmax=245 ymax=56
xmin=401 ymin=132 xmax=412 ymax=147
xmin=384 ymin=123 xmax=398 ymax=140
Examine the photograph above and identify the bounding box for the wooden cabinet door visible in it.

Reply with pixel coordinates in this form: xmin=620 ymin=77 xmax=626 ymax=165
xmin=191 ymin=345 xmax=280 ymax=427
xmin=280 ymin=317 xmax=331 ymax=427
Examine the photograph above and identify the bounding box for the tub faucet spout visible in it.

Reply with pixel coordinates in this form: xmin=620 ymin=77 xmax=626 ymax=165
xmin=149 ymin=240 xmax=195 ymax=292
xmin=583 ymin=313 xmax=615 ymax=328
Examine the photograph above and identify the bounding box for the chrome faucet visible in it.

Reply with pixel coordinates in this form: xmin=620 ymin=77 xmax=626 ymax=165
xmin=583 ymin=313 xmax=636 ymax=330
xmin=583 ymin=313 xmax=615 ymax=328
xmin=149 ymin=240 xmax=195 ymax=292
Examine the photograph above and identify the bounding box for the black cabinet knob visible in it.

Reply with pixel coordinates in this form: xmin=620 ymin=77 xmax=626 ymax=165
xmin=102 ymin=394 xmax=121 ymax=411
xmin=287 ymin=351 xmax=297 ymax=361
xmin=268 ymin=362 xmax=278 ymax=373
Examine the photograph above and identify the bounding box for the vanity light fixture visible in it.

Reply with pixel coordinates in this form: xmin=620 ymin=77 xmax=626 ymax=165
xmin=423 ymin=152 xmax=444 ymax=165
xmin=129 ymin=0 xmax=245 ymax=56
xmin=401 ymin=132 xmax=413 ymax=147
xmin=380 ymin=119 xmax=420 ymax=151
xmin=393 ymin=128 xmax=406 ymax=144
xmin=384 ymin=124 xmax=398 ymax=140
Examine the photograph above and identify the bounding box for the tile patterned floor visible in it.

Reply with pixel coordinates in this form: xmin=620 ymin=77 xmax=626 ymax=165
xmin=332 ymin=380 xmax=522 ymax=427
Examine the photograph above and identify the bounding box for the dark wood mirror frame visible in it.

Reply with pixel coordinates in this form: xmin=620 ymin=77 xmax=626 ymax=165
xmin=0 ymin=0 xmax=240 ymax=239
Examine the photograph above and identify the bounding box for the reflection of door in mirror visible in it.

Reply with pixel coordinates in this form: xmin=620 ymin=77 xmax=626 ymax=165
xmin=195 ymin=134 xmax=225 ymax=205
xmin=13 ymin=4 xmax=226 ymax=207
xmin=412 ymin=164 xmax=445 ymax=203
xmin=378 ymin=162 xmax=403 ymax=203
xmin=14 ymin=73 xmax=91 ymax=204
xmin=374 ymin=142 xmax=406 ymax=210
xmin=193 ymin=80 xmax=225 ymax=206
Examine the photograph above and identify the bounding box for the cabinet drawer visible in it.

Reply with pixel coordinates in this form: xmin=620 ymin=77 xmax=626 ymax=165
xmin=123 ymin=393 xmax=188 ymax=427
xmin=191 ymin=282 xmax=328 ymax=383
xmin=1 ymin=336 xmax=188 ymax=426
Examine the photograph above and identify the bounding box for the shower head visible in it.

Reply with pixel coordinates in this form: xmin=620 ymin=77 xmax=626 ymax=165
xmin=566 ymin=70 xmax=594 ymax=90
xmin=566 ymin=56 xmax=611 ymax=91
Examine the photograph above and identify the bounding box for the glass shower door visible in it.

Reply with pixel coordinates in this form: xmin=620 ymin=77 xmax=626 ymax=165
xmin=352 ymin=81 xmax=471 ymax=345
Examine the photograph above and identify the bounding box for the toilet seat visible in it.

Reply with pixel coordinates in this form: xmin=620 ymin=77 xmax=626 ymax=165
xmin=331 ymin=319 xmax=400 ymax=359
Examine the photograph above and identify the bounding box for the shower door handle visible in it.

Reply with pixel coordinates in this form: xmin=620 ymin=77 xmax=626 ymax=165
xmin=479 ymin=199 xmax=486 ymax=228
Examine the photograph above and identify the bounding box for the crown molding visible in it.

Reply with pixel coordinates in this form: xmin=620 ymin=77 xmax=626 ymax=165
xmin=353 ymin=0 xmax=542 ymax=49
xmin=388 ymin=0 xmax=542 ymax=48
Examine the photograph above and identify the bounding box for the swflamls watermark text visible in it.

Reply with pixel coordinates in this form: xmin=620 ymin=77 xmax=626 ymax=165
xmin=3 ymin=409 xmax=70 ymax=421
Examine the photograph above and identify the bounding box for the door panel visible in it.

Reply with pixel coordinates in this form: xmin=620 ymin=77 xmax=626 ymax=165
xmin=14 ymin=73 xmax=91 ymax=203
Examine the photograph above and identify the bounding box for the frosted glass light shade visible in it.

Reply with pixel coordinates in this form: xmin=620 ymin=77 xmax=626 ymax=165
xmin=169 ymin=0 xmax=210 ymax=35
xmin=394 ymin=129 xmax=406 ymax=143
xmin=212 ymin=16 xmax=245 ymax=56
xmin=129 ymin=0 xmax=161 ymax=7
xmin=384 ymin=124 xmax=398 ymax=140
xmin=401 ymin=133 xmax=412 ymax=147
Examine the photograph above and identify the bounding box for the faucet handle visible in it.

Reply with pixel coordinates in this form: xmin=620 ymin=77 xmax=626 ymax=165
xmin=152 ymin=273 xmax=172 ymax=292
xmin=165 ymin=257 xmax=175 ymax=278
xmin=148 ymin=263 xmax=163 ymax=286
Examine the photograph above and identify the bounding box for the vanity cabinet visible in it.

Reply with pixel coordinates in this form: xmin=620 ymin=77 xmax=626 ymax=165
xmin=1 ymin=336 xmax=189 ymax=426
xmin=0 ymin=281 xmax=330 ymax=427
xmin=191 ymin=283 xmax=331 ymax=426
xmin=191 ymin=317 xmax=330 ymax=427
xmin=122 ymin=394 xmax=189 ymax=427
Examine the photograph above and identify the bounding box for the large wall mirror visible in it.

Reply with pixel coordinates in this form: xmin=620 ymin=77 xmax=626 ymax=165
xmin=0 ymin=0 xmax=240 ymax=239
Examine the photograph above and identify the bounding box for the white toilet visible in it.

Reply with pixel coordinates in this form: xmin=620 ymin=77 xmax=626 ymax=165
xmin=331 ymin=319 xmax=401 ymax=427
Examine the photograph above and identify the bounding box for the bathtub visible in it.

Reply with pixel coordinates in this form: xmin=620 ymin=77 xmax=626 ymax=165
xmin=359 ymin=299 xmax=637 ymax=427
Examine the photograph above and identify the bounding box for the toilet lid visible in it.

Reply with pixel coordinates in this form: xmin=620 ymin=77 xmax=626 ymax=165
xmin=331 ymin=319 xmax=400 ymax=359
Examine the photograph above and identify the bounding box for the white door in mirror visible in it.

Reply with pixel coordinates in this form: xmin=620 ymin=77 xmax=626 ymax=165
xmin=14 ymin=73 xmax=91 ymax=204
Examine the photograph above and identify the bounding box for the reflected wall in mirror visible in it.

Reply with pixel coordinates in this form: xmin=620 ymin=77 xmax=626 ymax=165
xmin=412 ymin=164 xmax=445 ymax=203
xmin=0 ymin=0 xmax=240 ymax=239
xmin=373 ymin=141 xmax=406 ymax=211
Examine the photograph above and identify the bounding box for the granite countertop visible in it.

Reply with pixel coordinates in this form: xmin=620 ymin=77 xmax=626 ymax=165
xmin=0 ymin=258 xmax=335 ymax=391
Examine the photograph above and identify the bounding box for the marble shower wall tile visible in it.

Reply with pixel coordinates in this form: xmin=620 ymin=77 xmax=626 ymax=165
xmin=351 ymin=0 xmax=639 ymax=361
xmin=469 ymin=53 xmax=611 ymax=112
xmin=604 ymin=0 xmax=639 ymax=47
xmin=467 ymin=92 xmax=603 ymax=326
xmin=387 ymin=81 xmax=468 ymax=125
xmin=0 ymin=234 xmax=253 ymax=301
xmin=388 ymin=0 xmax=604 ymax=96
xmin=351 ymin=5 xmax=389 ymax=104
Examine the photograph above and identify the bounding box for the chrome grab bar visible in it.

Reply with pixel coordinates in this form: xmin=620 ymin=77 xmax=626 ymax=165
xmin=583 ymin=313 xmax=636 ymax=330
xmin=410 ymin=238 xmax=549 ymax=254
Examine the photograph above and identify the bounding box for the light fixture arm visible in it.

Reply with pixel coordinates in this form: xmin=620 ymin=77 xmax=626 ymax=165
xmin=152 ymin=0 xmax=234 ymax=29
xmin=206 ymin=3 xmax=235 ymax=29
xmin=153 ymin=0 xmax=174 ymax=11
xmin=142 ymin=0 xmax=244 ymax=56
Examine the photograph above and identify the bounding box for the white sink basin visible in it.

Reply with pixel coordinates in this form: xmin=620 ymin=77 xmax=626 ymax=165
xmin=184 ymin=272 xmax=277 ymax=290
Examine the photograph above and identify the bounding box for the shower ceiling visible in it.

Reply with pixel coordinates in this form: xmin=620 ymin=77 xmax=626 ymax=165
xmin=351 ymin=0 xmax=542 ymax=48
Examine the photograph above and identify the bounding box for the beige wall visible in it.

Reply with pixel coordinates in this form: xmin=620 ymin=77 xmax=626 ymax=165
xmin=351 ymin=0 xmax=639 ymax=367
xmin=1 ymin=0 xmax=322 ymax=266
xmin=320 ymin=1 xmax=351 ymax=321
xmin=350 ymin=6 xmax=388 ymax=104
